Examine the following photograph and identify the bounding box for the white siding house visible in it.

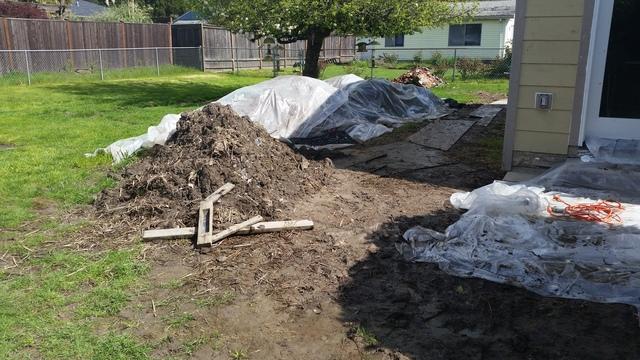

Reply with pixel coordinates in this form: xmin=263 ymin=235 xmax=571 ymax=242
xmin=359 ymin=1 xmax=515 ymax=60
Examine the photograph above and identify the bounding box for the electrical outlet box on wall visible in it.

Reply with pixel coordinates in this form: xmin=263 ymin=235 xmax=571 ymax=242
xmin=535 ymin=92 xmax=553 ymax=110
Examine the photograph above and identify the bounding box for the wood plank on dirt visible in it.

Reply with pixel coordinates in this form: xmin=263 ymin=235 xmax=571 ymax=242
xmin=470 ymin=105 xmax=503 ymax=126
xmin=209 ymin=215 xmax=264 ymax=245
xmin=203 ymin=182 xmax=235 ymax=203
xmin=142 ymin=220 xmax=315 ymax=241
xmin=196 ymin=183 xmax=236 ymax=246
xmin=408 ymin=120 xmax=476 ymax=151
xmin=196 ymin=200 xmax=214 ymax=246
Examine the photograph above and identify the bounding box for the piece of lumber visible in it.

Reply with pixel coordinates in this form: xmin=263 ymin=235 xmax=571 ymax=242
xmin=196 ymin=183 xmax=236 ymax=246
xmin=142 ymin=220 xmax=315 ymax=241
xmin=236 ymin=219 xmax=314 ymax=235
xmin=203 ymin=182 xmax=235 ymax=203
xmin=142 ymin=227 xmax=196 ymax=241
xmin=196 ymin=200 xmax=214 ymax=246
xmin=209 ymin=215 xmax=264 ymax=245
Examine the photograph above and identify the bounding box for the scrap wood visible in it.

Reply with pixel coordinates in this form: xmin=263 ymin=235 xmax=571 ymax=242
xmin=142 ymin=219 xmax=315 ymax=241
xmin=209 ymin=215 xmax=264 ymax=245
xmin=197 ymin=183 xmax=235 ymax=246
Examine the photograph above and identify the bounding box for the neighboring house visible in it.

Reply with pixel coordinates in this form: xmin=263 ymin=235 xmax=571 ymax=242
xmin=66 ymin=0 xmax=107 ymax=18
xmin=359 ymin=0 xmax=515 ymax=60
xmin=503 ymin=0 xmax=639 ymax=170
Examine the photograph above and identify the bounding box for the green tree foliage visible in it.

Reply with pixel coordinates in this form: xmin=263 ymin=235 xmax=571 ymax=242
xmin=201 ymin=0 xmax=474 ymax=77
xmin=141 ymin=0 xmax=192 ymax=23
xmin=91 ymin=1 xmax=153 ymax=23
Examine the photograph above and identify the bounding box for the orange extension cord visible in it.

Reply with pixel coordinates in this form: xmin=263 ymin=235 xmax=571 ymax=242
xmin=546 ymin=194 xmax=624 ymax=225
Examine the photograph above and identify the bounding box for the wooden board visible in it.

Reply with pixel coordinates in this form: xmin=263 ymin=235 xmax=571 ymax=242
xmin=470 ymin=105 xmax=503 ymax=127
xmin=196 ymin=200 xmax=214 ymax=246
xmin=408 ymin=120 xmax=476 ymax=151
xmin=209 ymin=216 xmax=264 ymax=245
xmin=196 ymin=183 xmax=236 ymax=246
xmin=143 ymin=220 xmax=315 ymax=241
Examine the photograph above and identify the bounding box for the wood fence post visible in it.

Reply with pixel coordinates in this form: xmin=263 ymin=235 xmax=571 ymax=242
xmin=120 ymin=21 xmax=127 ymax=67
xmin=167 ymin=23 xmax=173 ymax=65
xmin=228 ymin=31 xmax=234 ymax=71
xmin=2 ymin=17 xmax=15 ymax=70
xmin=65 ymin=20 xmax=75 ymax=68
xmin=258 ymin=39 xmax=263 ymax=69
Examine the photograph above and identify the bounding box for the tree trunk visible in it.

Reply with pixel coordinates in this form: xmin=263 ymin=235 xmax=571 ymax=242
xmin=303 ymin=29 xmax=329 ymax=78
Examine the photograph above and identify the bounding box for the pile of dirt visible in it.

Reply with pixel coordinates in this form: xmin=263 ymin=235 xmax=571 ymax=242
xmin=393 ymin=67 xmax=444 ymax=89
xmin=96 ymin=103 xmax=332 ymax=230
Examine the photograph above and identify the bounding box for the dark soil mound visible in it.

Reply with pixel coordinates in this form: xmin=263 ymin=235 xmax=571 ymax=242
xmin=96 ymin=103 xmax=332 ymax=230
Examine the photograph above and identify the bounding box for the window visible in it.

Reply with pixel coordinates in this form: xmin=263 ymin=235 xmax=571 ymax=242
xmin=448 ymin=24 xmax=482 ymax=46
xmin=384 ymin=34 xmax=404 ymax=47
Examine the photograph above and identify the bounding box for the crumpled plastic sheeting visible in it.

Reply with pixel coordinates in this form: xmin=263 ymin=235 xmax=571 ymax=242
xmin=217 ymin=76 xmax=347 ymax=139
xmin=315 ymin=78 xmax=447 ymax=140
xmin=398 ymin=161 xmax=640 ymax=308
xmin=585 ymin=136 xmax=640 ymax=165
xmin=324 ymin=74 xmax=365 ymax=89
xmin=85 ymin=114 xmax=180 ymax=163
xmin=218 ymin=75 xmax=447 ymax=142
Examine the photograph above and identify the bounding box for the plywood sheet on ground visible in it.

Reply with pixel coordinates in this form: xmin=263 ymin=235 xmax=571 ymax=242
xmin=408 ymin=120 xmax=476 ymax=151
xmin=334 ymin=141 xmax=451 ymax=175
xmin=470 ymin=105 xmax=503 ymax=126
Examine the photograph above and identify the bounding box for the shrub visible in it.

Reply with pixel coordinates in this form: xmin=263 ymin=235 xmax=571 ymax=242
xmin=456 ymin=57 xmax=488 ymax=80
xmin=345 ymin=60 xmax=369 ymax=78
xmin=430 ymin=51 xmax=452 ymax=77
xmin=378 ymin=52 xmax=399 ymax=68
xmin=486 ymin=46 xmax=512 ymax=78
xmin=412 ymin=52 xmax=423 ymax=66
xmin=0 ymin=2 xmax=48 ymax=19
xmin=91 ymin=2 xmax=152 ymax=23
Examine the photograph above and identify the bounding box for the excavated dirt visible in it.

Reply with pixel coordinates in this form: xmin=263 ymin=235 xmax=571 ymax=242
xmin=96 ymin=103 xmax=331 ymax=230
xmin=85 ymin=105 xmax=640 ymax=359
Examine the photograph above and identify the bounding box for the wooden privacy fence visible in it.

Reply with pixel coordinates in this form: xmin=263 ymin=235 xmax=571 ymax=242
xmin=174 ymin=24 xmax=356 ymax=71
xmin=0 ymin=17 xmax=357 ymax=76
xmin=0 ymin=17 xmax=172 ymax=73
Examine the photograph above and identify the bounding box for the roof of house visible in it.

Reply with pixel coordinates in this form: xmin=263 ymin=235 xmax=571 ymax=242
xmin=67 ymin=0 xmax=107 ymax=17
xmin=173 ymin=11 xmax=206 ymax=25
xmin=475 ymin=0 xmax=516 ymax=19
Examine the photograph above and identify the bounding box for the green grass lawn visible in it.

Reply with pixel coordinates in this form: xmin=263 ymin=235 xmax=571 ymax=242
xmin=0 ymin=67 xmax=507 ymax=358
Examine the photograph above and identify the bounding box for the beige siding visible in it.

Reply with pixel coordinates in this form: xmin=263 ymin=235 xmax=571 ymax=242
xmin=514 ymin=131 xmax=569 ymax=154
xmin=510 ymin=0 xmax=585 ymax=157
xmin=517 ymin=86 xmax=576 ymax=111
xmin=364 ymin=19 xmax=510 ymax=61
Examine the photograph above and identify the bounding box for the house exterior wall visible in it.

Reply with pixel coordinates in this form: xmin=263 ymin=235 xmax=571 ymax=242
xmin=362 ymin=19 xmax=512 ymax=60
xmin=508 ymin=0 xmax=585 ymax=159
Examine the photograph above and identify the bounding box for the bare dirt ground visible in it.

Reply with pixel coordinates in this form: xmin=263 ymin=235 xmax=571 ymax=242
xmin=94 ymin=106 xmax=640 ymax=359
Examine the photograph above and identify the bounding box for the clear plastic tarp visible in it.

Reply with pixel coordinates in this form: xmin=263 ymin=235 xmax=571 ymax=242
xmin=218 ymin=75 xmax=447 ymax=142
xmin=584 ymin=136 xmax=640 ymax=165
xmin=398 ymin=161 xmax=640 ymax=308
xmin=91 ymin=75 xmax=447 ymax=162
xmin=85 ymin=114 xmax=180 ymax=163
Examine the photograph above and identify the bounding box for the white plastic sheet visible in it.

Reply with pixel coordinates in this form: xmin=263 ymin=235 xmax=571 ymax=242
xmin=85 ymin=114 xmax=180 ymax=163
xmin=92 ymin=74 xmax=447 ymax=162
xmin=324 ymin=74 xmax=365 ymax=89
xmin=217 ymin=76 xmax=347 ymax=139
xmin=218 ymin=75 xmax=447 ymax=142
xmin=399 ymin=161 xmax=640 ymax=308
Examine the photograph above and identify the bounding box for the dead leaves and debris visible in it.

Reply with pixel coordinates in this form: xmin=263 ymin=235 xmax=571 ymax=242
xmin=393 ymin=67 xmax=444 ymax=89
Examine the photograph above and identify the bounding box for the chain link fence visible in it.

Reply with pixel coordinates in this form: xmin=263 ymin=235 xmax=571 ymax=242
xmin=0 ymin=47 xmax=202 ymax=85
xmin=0 ymin=46 xmax=510 ymax=85
xmin=357 ymin=47 xmax=512 ymax=81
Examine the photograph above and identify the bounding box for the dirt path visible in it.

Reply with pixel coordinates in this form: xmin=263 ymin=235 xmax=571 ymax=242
xmin=109 ymin=109 xmax=640 ymax=359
